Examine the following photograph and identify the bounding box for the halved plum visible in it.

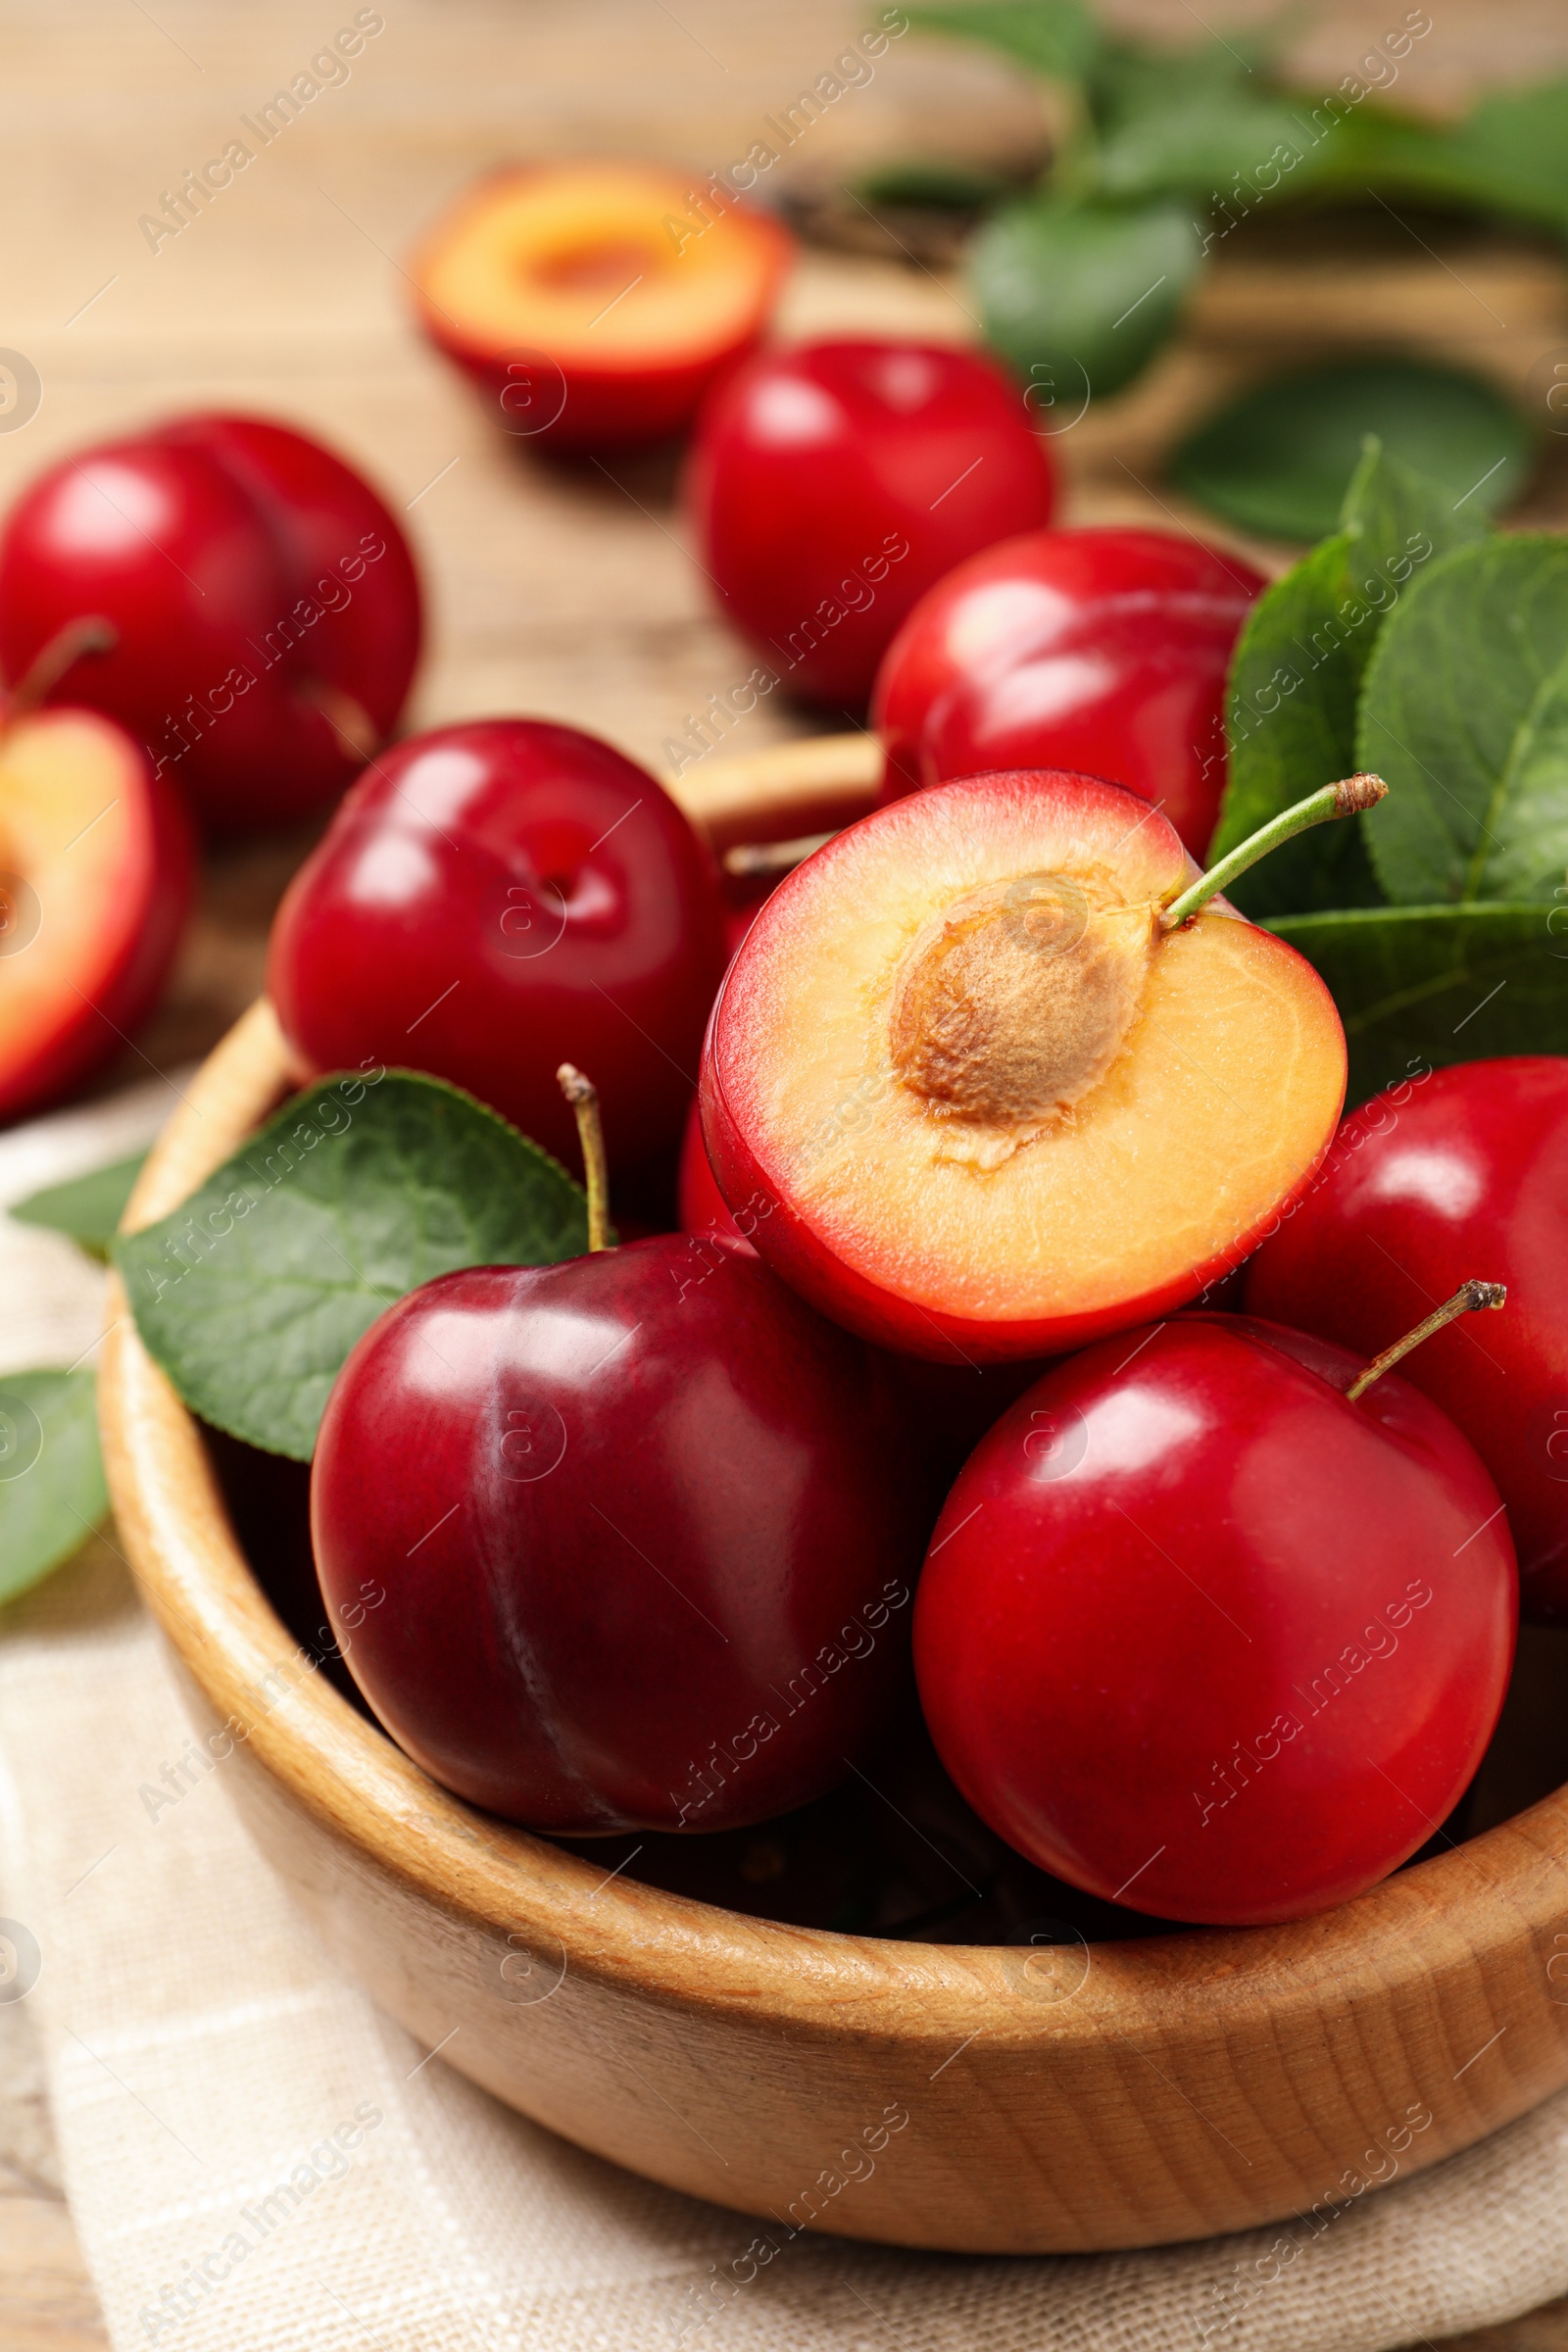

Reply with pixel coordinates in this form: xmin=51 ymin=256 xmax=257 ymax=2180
xmin=699 ymin=770 xmax=1347 ymax=1361
xmin=0 ymin=708 xmax=192 ymax=1120
xmin=411 ymin=162 xmax=793 ymax=453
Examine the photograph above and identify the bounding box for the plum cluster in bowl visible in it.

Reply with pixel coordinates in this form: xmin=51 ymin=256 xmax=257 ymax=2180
xmin=4 ymin=229 xmax=1558 ymax=2252
xmin=101 ymin=716 xmax=1568 ymax=2256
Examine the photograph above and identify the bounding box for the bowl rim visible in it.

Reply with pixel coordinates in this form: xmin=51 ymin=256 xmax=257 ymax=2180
xmin=98 ymin=991 xmax=1568 ymax=2062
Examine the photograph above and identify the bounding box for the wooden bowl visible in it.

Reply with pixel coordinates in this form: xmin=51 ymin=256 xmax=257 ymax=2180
xmin=98 ymin=738 xmax=1568 ymax=2256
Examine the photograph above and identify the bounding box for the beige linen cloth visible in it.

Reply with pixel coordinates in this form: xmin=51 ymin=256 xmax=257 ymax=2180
xmin=5 ymin=1083 xmax=1568 ymax=2352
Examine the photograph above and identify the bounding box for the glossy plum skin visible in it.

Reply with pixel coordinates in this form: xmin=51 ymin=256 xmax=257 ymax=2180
xmin=1246 ymin=1056 xmax=1568 ymax=1623
xmin=678 ymin=1094 xmax=743 ymax=1238
xmin=675 ymin=1098 xmax=1044 ymax=1476
xmin=914 ymin=1315 xmax=1516 ymax=1927
xmin=685 ymin=340 xmax=1056 ymax=710
xmin=873 ymin=527 xmax=1265 ymax=855
xmin=312 ymin=1238 xmax=934 ymax=1833
xmin=269 ymin=718 xmax=727 ymax=1173
xmin=0 ymin=414 xmax=421 ymax=830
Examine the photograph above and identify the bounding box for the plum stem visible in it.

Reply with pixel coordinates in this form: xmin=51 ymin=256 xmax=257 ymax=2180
xmin=556 ymin=1062 xmax=612 ymax=1252
xmin=1345 ymin=1278 xmax=1506 ymax=1404
xmin=296 ymin=676 xmax=378 ymax=760
xmin=1158 ymin=774 xmax=1388 ymax=932
xmin=723 ymin=829 xmax=835 ymax=878
xmin=8 ymin=615 xmax=118 ymax=719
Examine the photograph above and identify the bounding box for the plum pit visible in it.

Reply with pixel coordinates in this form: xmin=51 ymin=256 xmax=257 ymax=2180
xmin=889 ymin=868 xmax=1154 ymax=1168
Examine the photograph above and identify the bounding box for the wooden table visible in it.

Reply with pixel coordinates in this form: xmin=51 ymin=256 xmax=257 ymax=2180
xmin=5 ymin=0 xmax=1568 ymax=2340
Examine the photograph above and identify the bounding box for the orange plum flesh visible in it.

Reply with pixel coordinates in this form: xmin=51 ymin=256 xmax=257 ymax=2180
xmin=411 ymin=162 xmax=793 ymax=451
xmin=700 ymin=771 xmax=1347 ymax=1362
xmin=0 ymin=708 xmax=191 ymax=1120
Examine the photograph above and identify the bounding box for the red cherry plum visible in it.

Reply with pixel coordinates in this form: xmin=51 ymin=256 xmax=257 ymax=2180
xmin=913 ymin=1314 xmax=1515 ymax=1926
xmin=312 ymin=1236 xmax=934 ymax=1832
xmin=269 ymin=718 xmax=727 ymax=1172
xmin=874 ymin=526 xmax=1264 ymax=855
xmin=686 ymin=339 xmax=1056 ymax=710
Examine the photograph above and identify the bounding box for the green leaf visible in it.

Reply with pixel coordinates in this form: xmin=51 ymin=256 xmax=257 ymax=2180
xmin=1215 ymin=536 xmax=1383 ymax=915
xmin=11 ymin=1151 xmax=147 ymax=1259
xmin=1359 ymin=536 xmax=1568 ymax=907
xmin=0 ymin=1370 xmax=108 ymax=1603
xmin=970 ymin=195 xmax=1202 ymax=399
xmin=904 ymin=0 xmax=1102 ymax=83
xmin=1268 ymin=903 xmax=1568 ymax=1107
xmin=1089 ymin=49 xmax=1325 ymax=205
xmin=1322 ymin=82 xmax=1568 ymax=233
xmin=1171 ymin=359 xmax=1533 ymax=542
xmin=1416 ymin=80 xmax=1568 ymax=226
xmin=1339 ymin=429 xmax=1492 ymax=564
xmin=1096 ymin=91 xmax=1318 ymax=206
xmin=1210 ymin=438 xmax=1488 ymax=914
xmin=1090 ymin=33 xmax=1281 ymax=110
xmin=113 ymin=1070 xmax=592 ymax=1463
